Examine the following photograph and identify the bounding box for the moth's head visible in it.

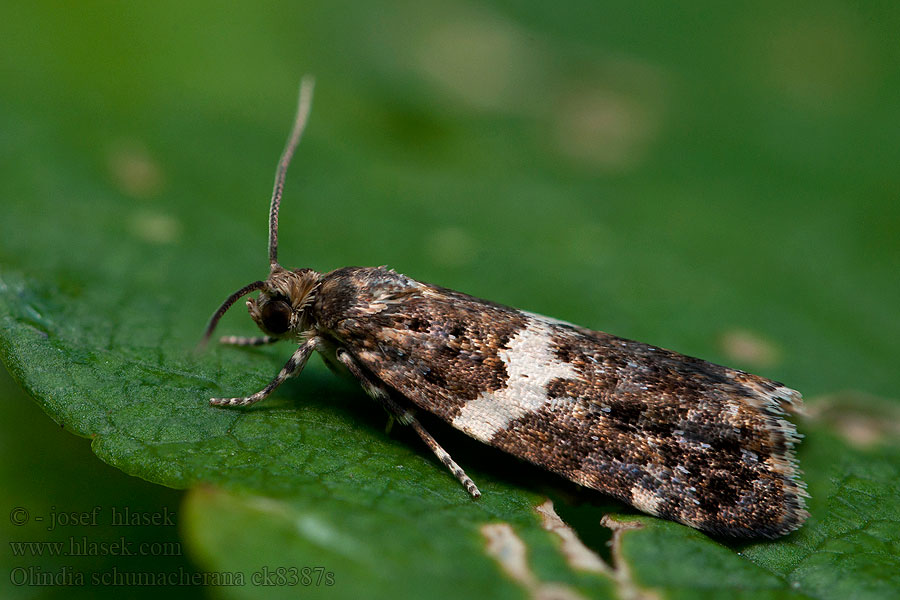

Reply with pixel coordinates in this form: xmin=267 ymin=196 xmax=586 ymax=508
xmin=200 ymin=266 xmax=320 ymax=346
xmin=247 ymin=267 xmax=320 ymax=336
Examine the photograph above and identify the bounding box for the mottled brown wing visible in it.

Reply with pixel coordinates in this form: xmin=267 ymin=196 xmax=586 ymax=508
xmin=321 ymin=267 xmax=808 ymax=537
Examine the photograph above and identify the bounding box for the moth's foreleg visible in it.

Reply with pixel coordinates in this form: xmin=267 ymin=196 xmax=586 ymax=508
xmin=210 ymin=337 xmax=321 ymax=407
xmin=219 ymin=335 xmax=278 ymax=347
xmin=335 ymin=349 xmax=481 ymax=498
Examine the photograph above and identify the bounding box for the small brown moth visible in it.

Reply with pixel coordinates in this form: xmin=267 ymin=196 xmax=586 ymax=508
xmin=202 ymin=78 xmax=809 ymax=538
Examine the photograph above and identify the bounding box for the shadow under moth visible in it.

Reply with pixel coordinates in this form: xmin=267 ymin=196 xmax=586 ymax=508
xmin=202 ymin=78 xmax=808 ymax=538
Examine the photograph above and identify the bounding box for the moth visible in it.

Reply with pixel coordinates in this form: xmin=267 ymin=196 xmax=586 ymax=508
xmin=202 ymin=78 xmax=808 ymax=538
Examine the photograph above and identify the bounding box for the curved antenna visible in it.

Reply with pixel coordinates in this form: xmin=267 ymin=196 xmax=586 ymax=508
xmin=269 ymin=76 xmax=316 ymax=268
xmin=199 ymin=280 xmax=267 ymax=348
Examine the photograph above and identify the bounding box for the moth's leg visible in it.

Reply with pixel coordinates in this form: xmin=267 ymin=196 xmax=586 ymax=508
xmin=336 ymin=348 xmax=481 ymax=498
xmin=219 ymin=335 xmax=278 ymax=347
xmin=406 ymin=417 xmax=482 ymax=498
xmin=210 ymin=337 xmax=320 ymax=407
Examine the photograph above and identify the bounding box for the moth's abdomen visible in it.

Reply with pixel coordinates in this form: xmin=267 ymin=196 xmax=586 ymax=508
xmin=487 ymin=362 xmax=807 ymax=537
xmin=460 ymin=315 xmax=806 ymax=537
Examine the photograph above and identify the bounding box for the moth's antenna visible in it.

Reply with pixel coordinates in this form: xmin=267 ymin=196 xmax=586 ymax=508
xmin=269 ymin=76 xmax=316 ymax=268
xmin=199 ymin=280 xmax=267 ymax=348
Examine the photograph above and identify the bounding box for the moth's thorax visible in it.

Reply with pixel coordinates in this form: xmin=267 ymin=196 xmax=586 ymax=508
xmin=311 ymin=266 xmax=424 ymax=331
xmin=247 ymin=266 xmax=321 ymax=336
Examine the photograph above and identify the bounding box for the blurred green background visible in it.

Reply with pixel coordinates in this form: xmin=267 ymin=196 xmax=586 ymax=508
xmin=1 ymin=1 xmax=898 ymax=599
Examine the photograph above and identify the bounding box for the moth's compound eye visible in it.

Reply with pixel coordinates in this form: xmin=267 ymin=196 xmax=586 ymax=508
xmin=260 ymin=300 xmax=292 ymax=334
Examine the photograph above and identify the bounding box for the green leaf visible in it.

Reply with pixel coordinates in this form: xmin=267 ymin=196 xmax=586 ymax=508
xmin=0 ymin=366 xmax=198 ymax=600
xmin=2 ymin=2 xmax=899 ymax=599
